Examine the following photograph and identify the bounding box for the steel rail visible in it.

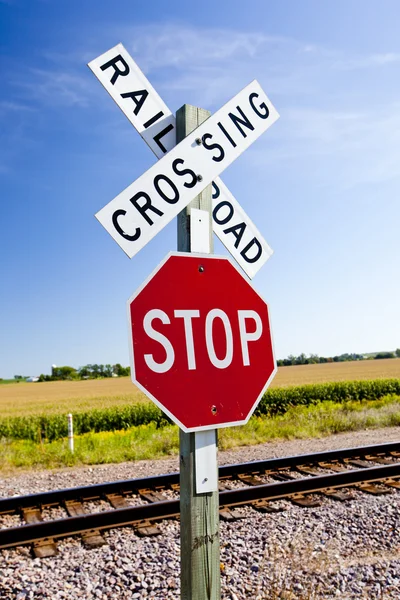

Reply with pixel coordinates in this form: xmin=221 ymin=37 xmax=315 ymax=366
xmin=1 ymin=440 xmax=399 ymax=515
xmin=0 ymin=462 xmax=400 ymax=550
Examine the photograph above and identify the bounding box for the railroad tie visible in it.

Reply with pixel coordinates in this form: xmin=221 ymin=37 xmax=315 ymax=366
xmin=365 ymin=455 xmax=394 ymax=465
xmin=343 ymin=459 xmax=374 ymax=469
xmin=356 ymin=483 xmax=391 ymax=495
xmin=295 ymin=465 xmax=322 ymax=476
xmin=218 ymin=480 xmax=231 ymax=491
xmin=289 ymin=494 xmax=321 ymax=508
xmin=317 ymin=462 xmax=345 ymax=473
xmin=219 ymin=507 xmax=247 ymax=521
xmin=251 ymin=500 xmax=286 ymax=513
xmin=64 ymin=500 xmax=106 ymax=548
xmin=21 ymin=508 xmax=58 ymax=558
xmin=105 ymin=493 xmax=129 ymax=510
xmin=135 ymin=520 xmax=162 ymax=537
xmin=383 ymin=478 xmax=400 ymax=489
xmin=136 ymin=489 xmax=166 ymax=536
xmin=105 ymin=493 xmax=161 ymax=536
xmin=236 ymin=474 xmax=264 ymax=486
xmin=320 ymin=488 xmax=354 ymax=502
xmin=138 ymin=488 xmax=166 ymax=503
xmin=268 ymin=470 xmax=298 ymax=481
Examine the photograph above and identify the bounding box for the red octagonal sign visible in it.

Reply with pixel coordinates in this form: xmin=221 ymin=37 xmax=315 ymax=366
xmin=127 ymin=253 xmax=276 ymax=432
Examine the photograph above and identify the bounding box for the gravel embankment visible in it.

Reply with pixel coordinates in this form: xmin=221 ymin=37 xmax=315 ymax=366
xmin=1 ymin=427 xmax=400 ymax=599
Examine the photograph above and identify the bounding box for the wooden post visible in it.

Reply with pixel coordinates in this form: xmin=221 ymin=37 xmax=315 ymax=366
xmin=176 ymin=105 xmax=214 ymax=254
xmin=177 ymin=104 xmax=220 ymax=600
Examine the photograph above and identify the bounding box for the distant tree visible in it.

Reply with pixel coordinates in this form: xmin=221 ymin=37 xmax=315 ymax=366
xmin=113 ymin=363 xmax=130 ymax=377
xmin=77 ymin=363 xmax=131 ymax=379
xmin=79 ymin=365 xmax=90 ymax=378
xmin=38 ymin=374 xmax=52 ymax=382
xmin=308 ymin=354 xmax=320 ymax=364
xmin=277 ymin=351 xmax=371 ymax=367
xmin=113 ymin=363 xmax=123 ymax=375
xmin=51 ymin=366 xmax=78 ymax=380
xmin=92 ymin=364 xmax=99 ymax=377
xmin=103 ymin=364 xmax=113 ymax=378
xmin=396 ymin=349 xmax=400 ymax=358
xmin=374 ymin=352 xmax=395 ymax=360
xmin=295 ymin=353 xmax=308 ymax=365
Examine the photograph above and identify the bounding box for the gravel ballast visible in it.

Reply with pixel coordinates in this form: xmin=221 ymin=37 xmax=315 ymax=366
xmin=1 ymin=427 xmax=400 ymax=599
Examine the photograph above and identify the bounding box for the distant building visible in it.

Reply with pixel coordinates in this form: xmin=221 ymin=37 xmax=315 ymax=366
xmin=26 ymin=376 xmax=39 ymax=383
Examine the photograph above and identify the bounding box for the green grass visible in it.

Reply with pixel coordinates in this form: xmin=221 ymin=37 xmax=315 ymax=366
xmin=256 ymin=378 xmax=400 ymax=416
xmin=2 ymin=378 xmax=400 ymax=442
xmin=2 ymin=394 xmax=400 ymax=473
xmin=0 ymin=423 xmax=180 ymax=471
xmin=221 ymin=394 xmax=400 ymax=448
xmin=0 ymin=402 xmax=170 ymax=442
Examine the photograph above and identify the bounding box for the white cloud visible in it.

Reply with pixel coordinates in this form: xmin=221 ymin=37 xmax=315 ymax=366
xmin=0 ymin=24 xmax=351 ymax=113
xmin=103 ymin=23 xmax=323 ymax=109
xmin=122 ymin=23 xmax=292 ymax=71
xmin=248 ymin=103 xmax=400 ymax=189
xmin=334 ymin=52 xmax=400 ymax=70
xmin=0 ymin=100 xmax=34 ymax=114
xmin=13 ymin=68 xmax=92 ymax=107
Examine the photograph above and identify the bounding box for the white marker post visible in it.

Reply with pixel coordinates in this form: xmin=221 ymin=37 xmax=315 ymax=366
xmin=67 ymin=413 xmax=74 ymax=453
xmin=177 ymin=105 xmax=220 ymax=600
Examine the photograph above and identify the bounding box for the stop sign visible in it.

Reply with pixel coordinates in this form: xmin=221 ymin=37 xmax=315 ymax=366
xmin=127 ymin=253 xmax=276 ymax=431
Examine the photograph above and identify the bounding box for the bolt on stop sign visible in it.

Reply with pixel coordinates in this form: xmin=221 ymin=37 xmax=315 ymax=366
xmin=128 ymin=253 xmax=276 ymax=432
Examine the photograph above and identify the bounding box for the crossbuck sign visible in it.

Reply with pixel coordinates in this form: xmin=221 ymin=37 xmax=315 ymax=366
xmin=89 ymin=44 xmax=279 ymax=278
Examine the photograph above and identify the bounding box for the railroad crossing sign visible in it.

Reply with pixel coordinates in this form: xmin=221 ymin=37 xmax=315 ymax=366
xmin=127 ymin=253 xmax=276 ymax=432
xmin=89 ymin=44 xmax=279 ymax=278
xmin=89 ymin=42 xmax=280 ymax=600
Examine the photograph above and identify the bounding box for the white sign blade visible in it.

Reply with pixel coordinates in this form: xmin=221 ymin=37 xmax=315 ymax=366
xmin=95 ymin=80 xmax=279 ymax=260
xmin=211 ymin=179 xmax=273 ymax=279
xmin=88 ymin=43 xmax=176 ymax=157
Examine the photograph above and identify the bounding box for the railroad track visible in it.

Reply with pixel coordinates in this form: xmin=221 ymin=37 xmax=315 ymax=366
xmin=1 ymin=441 xmax=400 ymax=558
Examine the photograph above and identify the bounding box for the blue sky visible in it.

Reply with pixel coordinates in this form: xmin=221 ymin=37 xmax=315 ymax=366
xmin=1 ymin=0 xmax=399 ymax=378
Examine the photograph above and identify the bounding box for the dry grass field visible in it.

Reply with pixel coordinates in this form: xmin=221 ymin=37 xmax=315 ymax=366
xmin=0 ymin=358 xmax=399 ymax=418
xmin=273 ymin=357 xmax=400 ymax=386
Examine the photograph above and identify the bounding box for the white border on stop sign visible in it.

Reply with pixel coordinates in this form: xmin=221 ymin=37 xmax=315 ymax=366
xmin=126 ymin=251 xmax=277 ymax=433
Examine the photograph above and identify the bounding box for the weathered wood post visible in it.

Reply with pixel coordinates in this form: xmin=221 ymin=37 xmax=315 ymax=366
xmin=176 ymin=104 xmax=221 ymax=600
